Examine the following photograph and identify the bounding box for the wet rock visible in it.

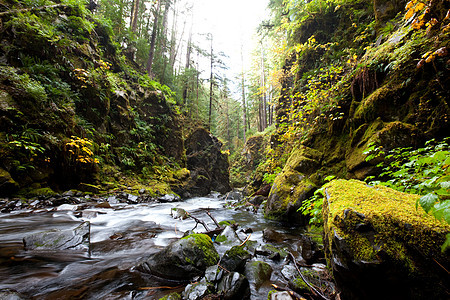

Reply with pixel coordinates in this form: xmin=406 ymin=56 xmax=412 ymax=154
xmin=23 ymin=221 xmax=90 ymax=251
xmin=171 ymin=208 xmax=188 ymax=220
xmin=183 ymin=281 xmax=213 ymax=300
xmin=158 ymin=194 xmax=180 ymax=203
xmin=270 ymin=291 xmax=294 ymax=300
xmin=127 ymin=194 xmax=139 ymax=203
xmin=244 ymin=261 xmax=273 ymax=290
xmin=263 ymin=228 xmax=284 ymax=243
xmin=219 ymin=245 xmax=252 ymax=273
xmin=0 ymin=288 xmax=26 ymax=300
xmin=95 ymin=201 xmax=112 ymax=209
xmin=138 ymin=234 xmax=219 ymax=282
xmin=249 ymin=195 xmax=266 ymax=206
xmin=257 ymin=244 xmax=288 ymax=261
xmin=296 ymin=235 xmax=323 ymax=264
xmin=204 ymin=265 xmax=224 ymax=283
xmin=224 ymin=190 xmax=242 ymax=201
xmin=215 ymin=226 xmax=242 ymax=246
xmin=217 ymin=272 xmax=250 ymax=300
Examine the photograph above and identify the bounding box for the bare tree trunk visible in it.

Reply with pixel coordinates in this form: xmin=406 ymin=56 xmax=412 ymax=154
xmin=182 ymin=18 xmax=193 ymax=108
xmin=146 ymin=0 xmax=162 ymax=77
xmin=260 ymin=43 xmax=267 ymax=131
xmin=129 ymin=0 xmax=140 ymax=33
xmin=208 ymin=34 xmax=214 ymax=131
xmin=240 ymin=45 xmax=247 ymax=143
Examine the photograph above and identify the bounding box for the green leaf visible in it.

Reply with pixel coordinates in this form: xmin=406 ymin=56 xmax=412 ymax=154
xmin=418 ymin=193 xmax=439 ymax=213
xmin=433 ymin=200 xmax=450 ymax=222
xmin=324 ymin=175 xmax=335 ymax=182
xmin=441 ymin=233 xmax=450 ymax=252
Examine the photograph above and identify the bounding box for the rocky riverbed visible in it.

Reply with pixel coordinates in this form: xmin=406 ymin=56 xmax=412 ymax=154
xmin=0 ymin=191 xmax=334 ymax=300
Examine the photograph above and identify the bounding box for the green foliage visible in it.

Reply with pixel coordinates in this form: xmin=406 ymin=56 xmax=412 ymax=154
xmin=365 ymin=138 xmax=450 ymax=250
xmin=0 ymin=67 xmax=48 ymax=102
xmin=263 ymin=166 xmax=282 ymax=185
xmin=298 ymin=175 xmax=335 ymax=225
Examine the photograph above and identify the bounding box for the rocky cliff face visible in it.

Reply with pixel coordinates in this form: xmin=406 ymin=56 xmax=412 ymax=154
xmin=0 ymin=2 xmax=186 ymax=195
xmin=262 ymin=0 xmax=449 ymax=221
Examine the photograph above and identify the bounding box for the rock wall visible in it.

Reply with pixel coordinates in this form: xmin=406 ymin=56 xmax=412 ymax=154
xmin=263 ymin=0 xmax=449 ymax=221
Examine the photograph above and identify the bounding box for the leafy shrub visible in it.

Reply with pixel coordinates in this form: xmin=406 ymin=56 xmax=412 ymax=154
xmin=365 ymin=138 xmax=450 ymax=250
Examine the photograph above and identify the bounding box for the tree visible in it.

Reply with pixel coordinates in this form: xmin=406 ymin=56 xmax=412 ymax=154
xmin=146 ymin=0 xmax=163 ymax=77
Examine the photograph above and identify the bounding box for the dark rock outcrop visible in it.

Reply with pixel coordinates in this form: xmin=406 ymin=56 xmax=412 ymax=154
xmin=178 ymin=128 xmax=231 ymax=197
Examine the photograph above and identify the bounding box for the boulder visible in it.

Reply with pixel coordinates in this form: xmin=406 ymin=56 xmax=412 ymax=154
xmin=138 ymin=234 xmax=219 ymax=282
xmin=181 ymin=128 xmax=231 ymax=196
xmin=244 ymin=261 xmax=273 ymax=290
xmin=23 ymin=221 xmax=90 ymax=251
xmin=219 ymin=245 xmax=252 ymax=273
xmin=323 ymin=179 xmax=450 ymax=299
xmin=215 ymin=226 xmax=242 ymax=246
xmin=0 ymin=168 xmax=18 ymax=196
xmin=183 ymin=282 xmax=213 ymax=300
xmin=265 ymin=146 xmax=320 ymax=222
xmin=217 ymin=272 xmax=250 ymax=300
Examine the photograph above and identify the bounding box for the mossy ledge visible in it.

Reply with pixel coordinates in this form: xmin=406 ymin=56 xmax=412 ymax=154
xmin=323 ymin=179 xmax=449 ymax=299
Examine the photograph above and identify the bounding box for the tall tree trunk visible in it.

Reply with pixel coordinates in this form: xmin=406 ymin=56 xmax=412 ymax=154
xmin=260 ymin=43 xmax=267 ymax=131
xmin=182 ymin=20 xmax=193 ymax=108
xmin=129 ymin=0 xmax=140 ymax=33
xmin=208 ymin=34 xmax=214 ymax=131
xmin=146 ymin=0 xmax=162 ymax=77
xmin=240 ymin=45 xmax=247 ymax=143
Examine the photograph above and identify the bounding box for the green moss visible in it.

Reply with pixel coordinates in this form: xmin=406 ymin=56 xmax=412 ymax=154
xmin=158 ymin=292 xmax=181 ymax=300
xmin=323 ymin=180 xmax=450 ymax=272
xmin=225 ymin=245 xmax=249 ymax=259
xmin=182 ymin=234 xmax=219 ymax=266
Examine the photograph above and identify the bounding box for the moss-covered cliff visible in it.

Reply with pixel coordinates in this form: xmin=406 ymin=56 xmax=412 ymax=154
xmin=258 ymin=0 xmax=449 ymax=221
xmin=0 ymin=1 xmax=186 ymax=196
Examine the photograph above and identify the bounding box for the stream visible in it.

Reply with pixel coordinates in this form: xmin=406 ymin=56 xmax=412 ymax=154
xmin=0 ymin=193 xmax=315 ymax=299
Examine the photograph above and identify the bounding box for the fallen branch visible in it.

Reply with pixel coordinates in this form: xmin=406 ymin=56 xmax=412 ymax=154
xmin=186 ymin=212 xmax=210 ymax=232
xmin=288 ymin=252 xmax=331 ymax=300
xmin=239 ymin=233 xmax=252 ymax=247
xmin=0 ymin=4 xmax=68 ymax=17
xmin=205 ymin=209 xmax=222 ymax=229
xmin=139 ymin=285 xmax=184 ymax=290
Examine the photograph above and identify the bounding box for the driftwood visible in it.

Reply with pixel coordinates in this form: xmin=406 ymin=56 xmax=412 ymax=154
xmin=0 ymin=4 xmax=69 ymax=17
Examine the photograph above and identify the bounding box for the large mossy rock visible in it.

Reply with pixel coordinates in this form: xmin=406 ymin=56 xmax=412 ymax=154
xmin=265 ymin=146 xmax=320 ymax=222
xmin=138 ymin=234 xmax=219 ymax=282
xmin=180 ymin=128 xmax=231 ymax=196
xmin=323 ymin=179 xmax=450 ymax=299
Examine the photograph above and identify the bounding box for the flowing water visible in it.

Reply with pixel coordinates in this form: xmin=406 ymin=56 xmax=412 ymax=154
xmin=0 ymin=194 xmax=306 ymax=299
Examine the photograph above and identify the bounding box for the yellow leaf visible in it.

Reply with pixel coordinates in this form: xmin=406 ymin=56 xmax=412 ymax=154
xmin=415 ymin=2 xmax=425 ymax=11
xmin=405 ymin=8 xmax=414 ymax=19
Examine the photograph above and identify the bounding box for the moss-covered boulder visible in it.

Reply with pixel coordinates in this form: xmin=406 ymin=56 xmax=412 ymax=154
xmin=179 ymin=128 xmax=231 ymax=197
xmin=265 ymin=146 xmax=320 ymax=222
xmin=138 ymin=234 xmax=219 ymax=282
xmin=0 ymin=168 xmax=18 ymax=196
xmin=323 ymin=179 xmax=449 ymax=299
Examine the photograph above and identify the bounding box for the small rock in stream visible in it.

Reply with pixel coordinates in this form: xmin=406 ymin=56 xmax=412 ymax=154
xmin=23 ymin=221 xmax=90 ymax=251
xmin=217 ymin=272 xmax=250 ymax=300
